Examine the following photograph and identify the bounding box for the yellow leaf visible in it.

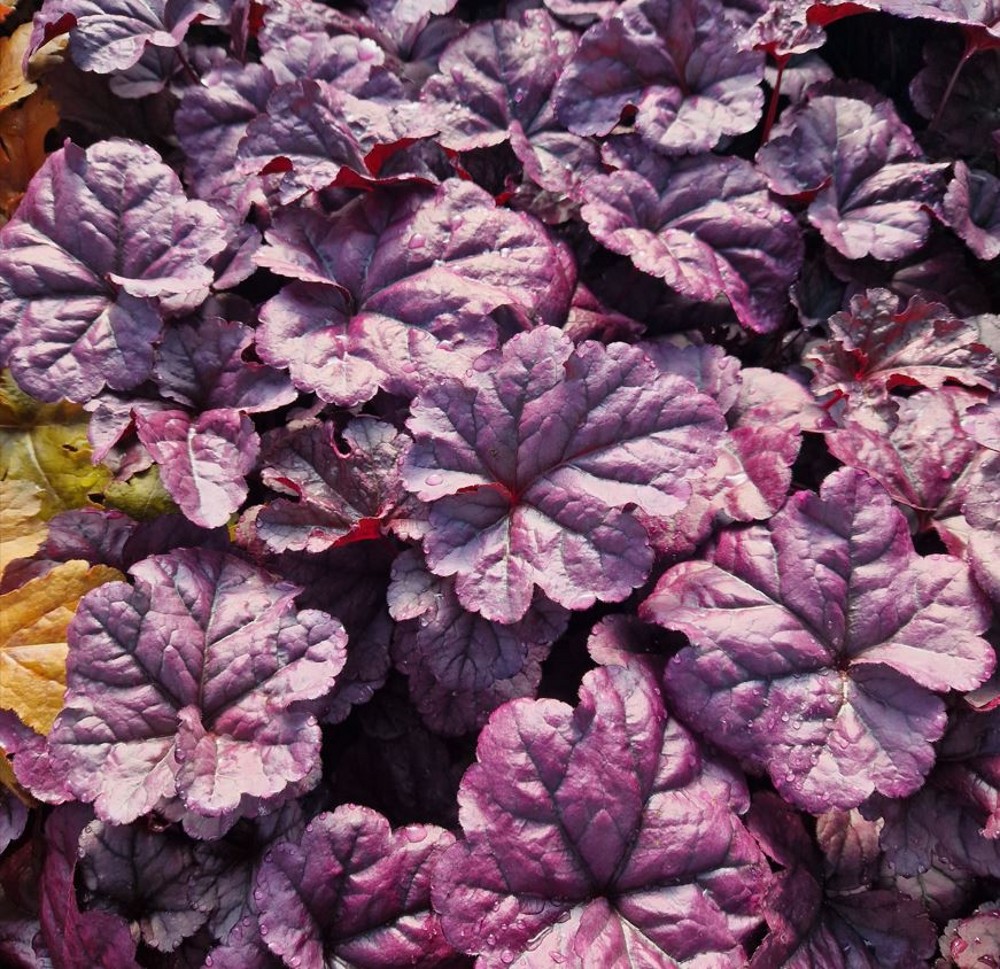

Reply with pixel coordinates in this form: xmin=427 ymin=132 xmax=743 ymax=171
xmin=0 ymin=86 xmax=59 ymax=223
xmin=0 ymin=24 xmax=38 ymax=110
xmin=0 ymin=371 xmax=112 ymax=517
xmin=0 ymin=561 xmax=122 ymax=733
xmin=105 ymin=464 xmax=178 ymax=520
xmin=0 ymin=477 xmax=47 ymax=576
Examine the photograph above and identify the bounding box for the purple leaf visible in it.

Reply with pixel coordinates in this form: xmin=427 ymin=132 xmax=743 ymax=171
xmin=432 ymin=664 xmax=769 ymax=966
xmin=28 ymin=0 xmax=218 ymax=74
xmin=174 ymin=61 xmax=274 ymax=211
xmin=388 ymin=549 xmax=568 ymax=735
xmin=642 ymin=467 xmax=995 ymax=812
xmin=0 ymin=140 xmax=227 ymax=403
xmin=255 ymin=804 xmax=457 ymax=968
xmin=806 ymin=288 xmax=1000 ymax=413
xmin=38 ymin=805 xmax=141 ymax=969
xmin=746 ymin=793 xmax=937 ymax=968
xmin=963 ymin=395 xmax=1000 ymax=451
xmin=756 ymin=90 xmax=947 ymax=260
xmin=824 ymin=387 xmax=999 ymax=538
xmin=910 ymin=40 xmax=1000 ymax=157
xmin=402 ymin=326 xmax=726 ymax=622
xmin=256 ymin=182 xmax=574 ymax=407
xmin=579 ymin=141 xmax=802 ymax=333
xmin=273 ymin=542 xmax=395 ymax=726
xmin=46 ymin=548 xmax=347 ymax=831
xmin=552 ymin=0 xmax=765 ymax=153
xmin=815 ymin=809 xmax=882 ymax=893
xmin=871 ymin=708 xmax=1000 ymax=881
xmin=237 ymin=80 xmax=423 ymax=205
xmin=152 ymin=318 xmax=296 ymax=414
xmin=134 ymin=409 xmax=260 ymax=529
xmin=261 ymin=32 xmax=388 ymax=88
xmin=421 ymin=10 xmax=600 ymax=196
xmin=77 ymin=820 xmax=220 ymax=952
xmin=253 ymin=418 xmax=408 ymax=554
xmin=942 ymin=162 xmax=1000 ymax=261
xmin=0 ymin=790 xmax=28 ymax=855
xmin=328 ymin=677 xmax=467 ymax=829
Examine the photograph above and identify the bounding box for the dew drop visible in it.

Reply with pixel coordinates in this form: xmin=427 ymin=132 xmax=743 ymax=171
xmin=500 ymin=950 xmax=515 ymax=964
xmin=408 ymin=233 xmax=427 ymax=250
xmin=552 ymin=953 xmax=564 ymax=964
xmin=487 ymin=934 xmax=497 ymax=946
xmin=472 ymin=354 xmax=493 ymax=373
xmin=512 ymin=88 xmax=526 ymax=104
xmin=426 ymin=473 xmax=443 ymax=487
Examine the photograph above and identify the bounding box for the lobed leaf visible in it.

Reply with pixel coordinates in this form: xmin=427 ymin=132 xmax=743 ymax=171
xmin=642 ymin=467 xmax=995 ymax=812
xmin=402 ymin=326 xmax=726 ymax=622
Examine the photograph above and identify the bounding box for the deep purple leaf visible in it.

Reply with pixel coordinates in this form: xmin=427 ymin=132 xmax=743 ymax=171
xmin=579 ymin=141 xmax=802 ymax=333
xmin=252 ymin=418 xmax=408 ymax=554
xmin=38 ymin=806 xmax=141 ymax=969
xmin=134 ymin=409 xmax=260 ymax=529
xmin=942 ymin=162 xmax=1000 ymax=261
xmin=0 ymin=140 xmax=227 ymax=402
xmin=152 ymin=318 xmax=295 ymax=414
xmin=37 ymin=508 xmax=138 ymax=571
xmin=255 ymin=804 xmax=457 ymax=968
xmin=642 ymin=467 xmax=995 ymax=812
xmin=870 ymin=705 xmax=1000 ymax=880
xmin=0 ymin=789 xmax=28 ymax=855
xmin=256 ymin=182 xmax=574 ymax=407
xmin=756 ymin=90 xmax=947 ymax=260
xmin=272 ymin=542 xmax=395 ymax=726
xmin=28 ymin=0 xmax=218 ymax=74
xmin=433 ymin=664 xmax=769 ymax=966
xmin=746 ymin=792 xmax=937 ymax=968
xmin=388 ymin=549 xmax=568 ymax=735
xmin=329 ymin=676 xmax=467 ymax=829
xmin=815 ymin=809 xmax=882 ymax=893
xmin=806 ymin=288 xmax=1000 ymax=413
xmin=910 ymin=40 xmax=1000 ymax=156
xmin=44 ymin=548 xmax=347 ymax=831
xmin=402 ymin=326 xmax=726 ymax=622
xmin=553 ymin=0 xmax=765 ymax=153
xmin=77 ymin=820 xmax=220 ymax=952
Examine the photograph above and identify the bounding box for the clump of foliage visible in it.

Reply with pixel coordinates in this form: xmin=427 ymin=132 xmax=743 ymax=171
xmin=0 ymin=0 xmax=998 ymax=965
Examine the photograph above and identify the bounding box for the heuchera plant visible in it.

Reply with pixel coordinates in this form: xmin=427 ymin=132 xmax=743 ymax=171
xmin=0 ymin=0 xmax=998 ymax=965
